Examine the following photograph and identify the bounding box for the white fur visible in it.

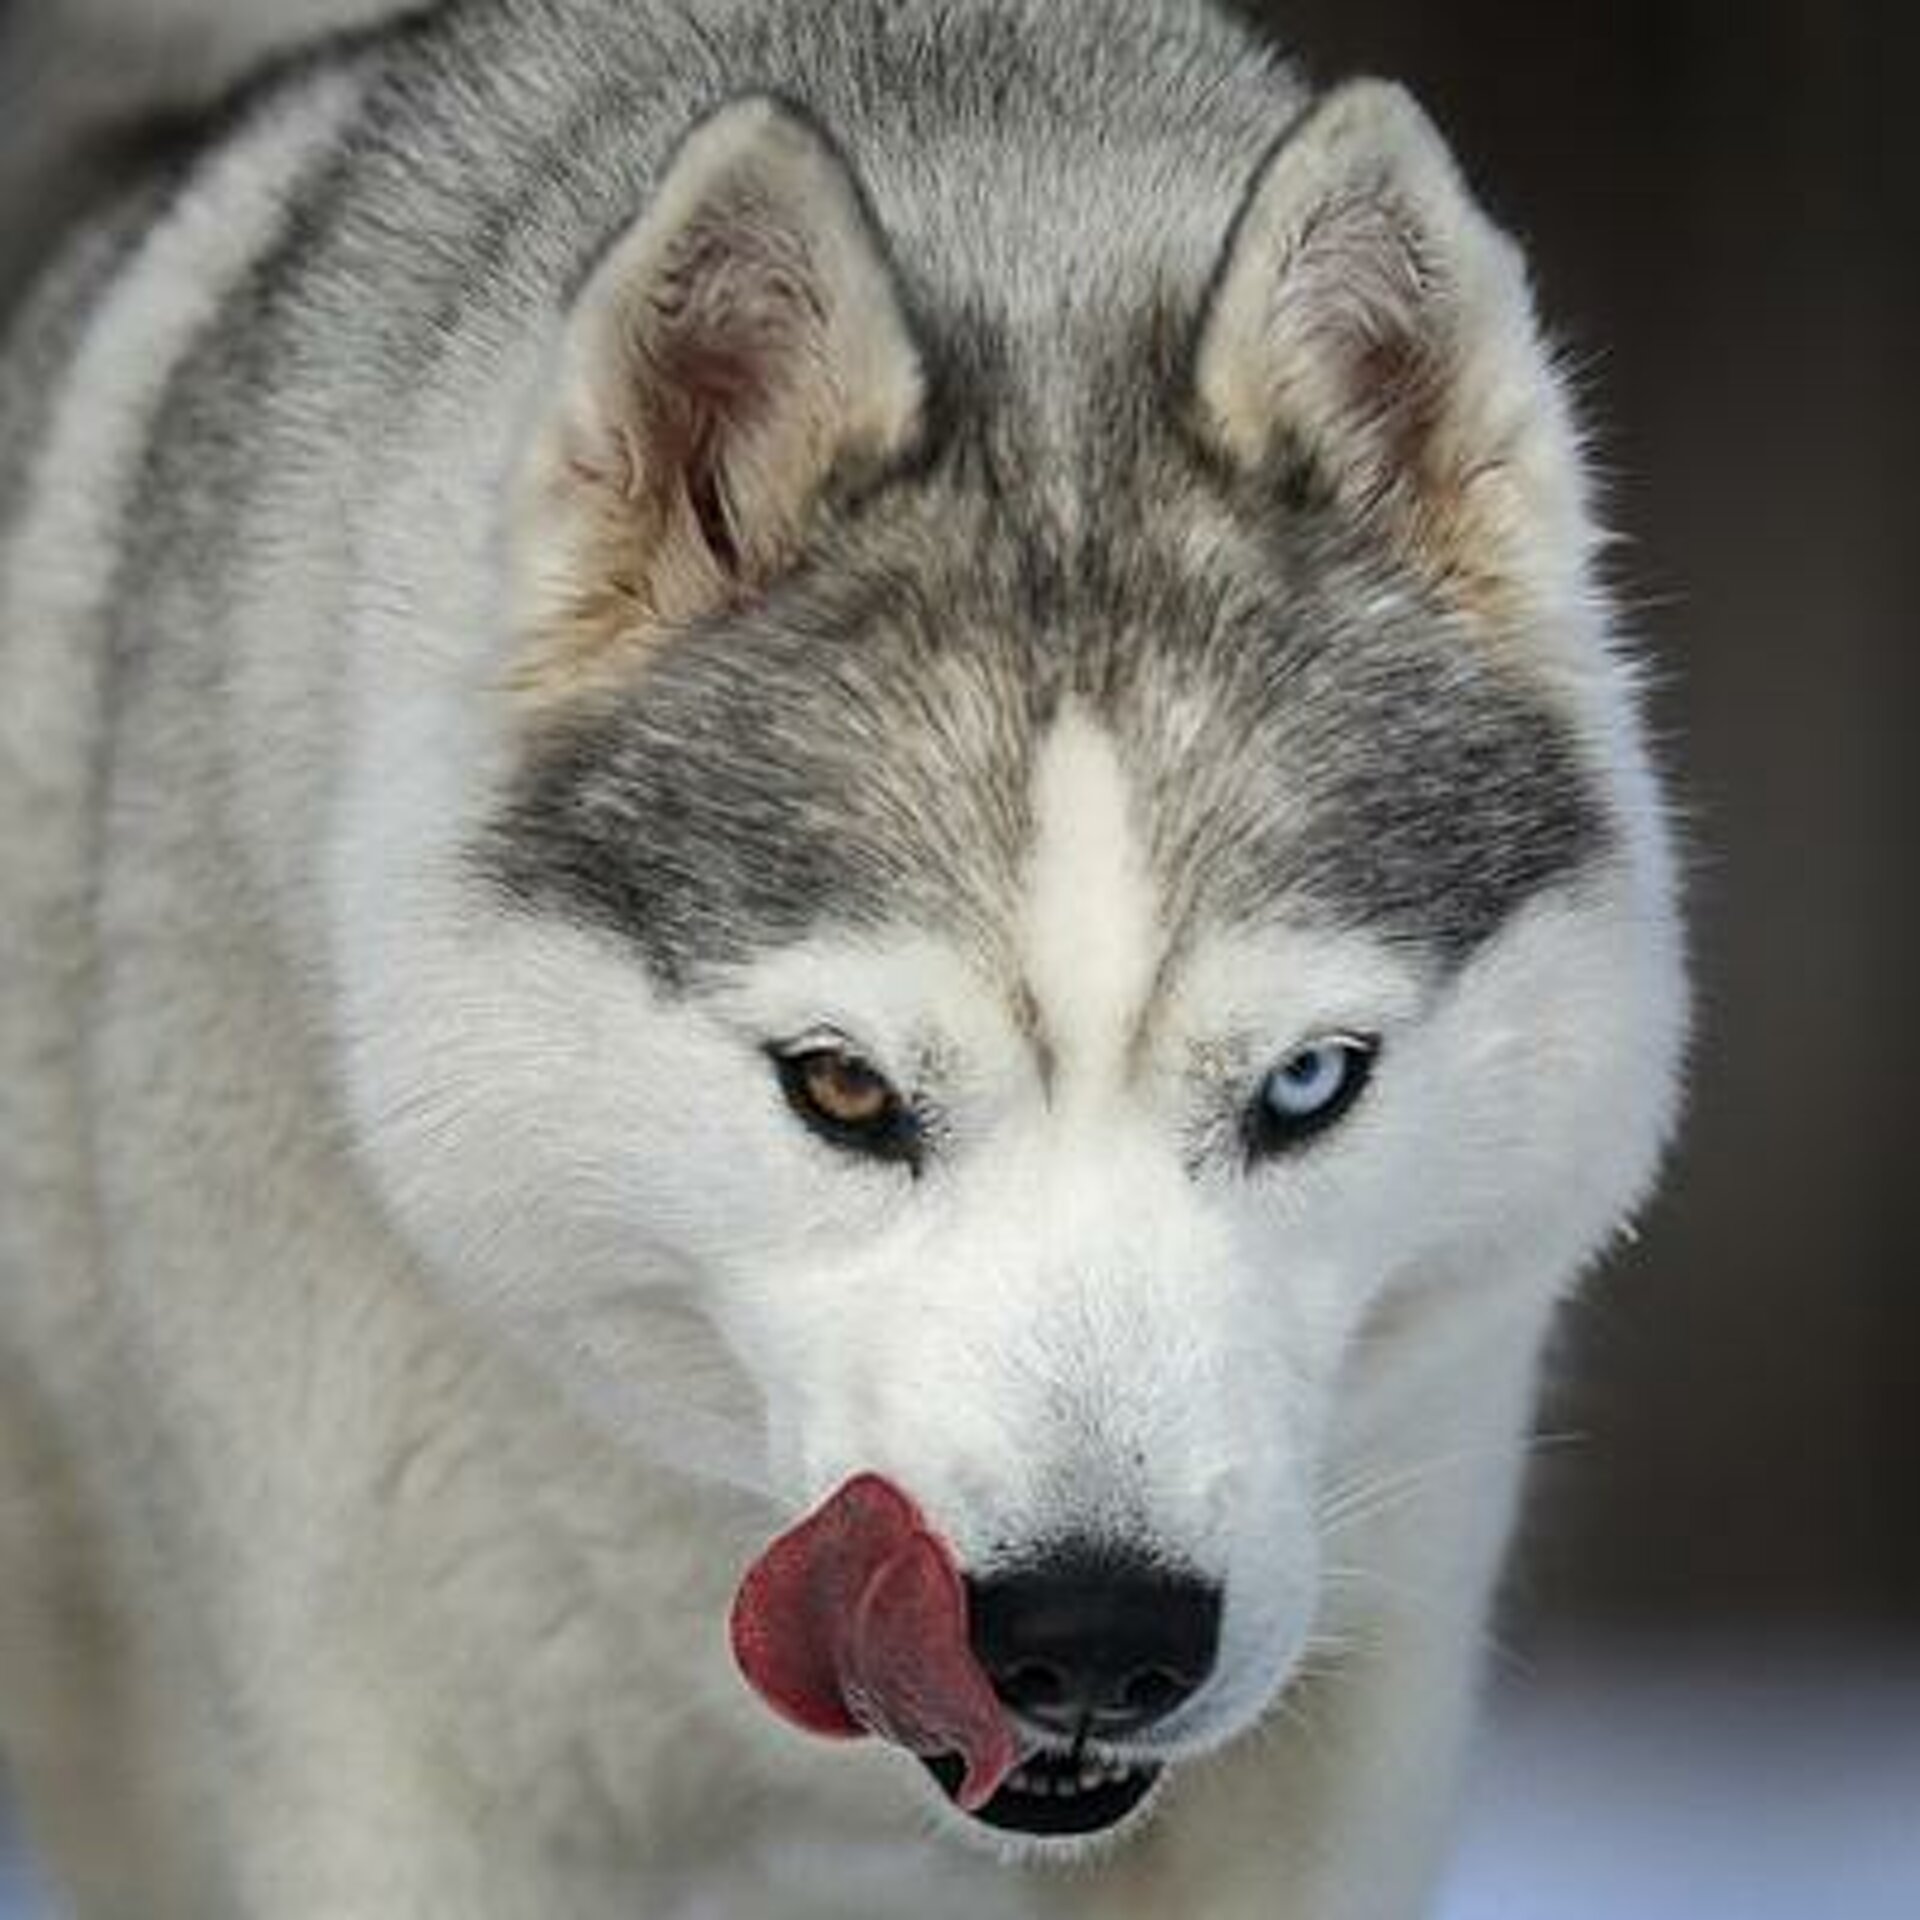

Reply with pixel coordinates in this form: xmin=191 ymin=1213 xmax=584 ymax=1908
xmin=1018 ymin=710 xmax=1165 ymax=1088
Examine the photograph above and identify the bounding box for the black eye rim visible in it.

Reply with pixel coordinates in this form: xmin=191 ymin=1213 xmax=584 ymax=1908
xmin=1242 ymin=1034 xmax=1379 ymax=1165
xmin=768 ymin=1039 xmax=924 ymax=1170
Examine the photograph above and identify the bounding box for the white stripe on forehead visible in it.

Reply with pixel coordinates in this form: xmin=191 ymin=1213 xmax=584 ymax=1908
xmin=1018 ymin=706 xmax=1166 ymax=1091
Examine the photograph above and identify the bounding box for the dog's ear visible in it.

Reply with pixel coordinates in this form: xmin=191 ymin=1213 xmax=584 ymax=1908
xmin=1193 ymin=81 xmax=1593 ymax=634
xmin=511 ymin=97 xmax=924 ymax=700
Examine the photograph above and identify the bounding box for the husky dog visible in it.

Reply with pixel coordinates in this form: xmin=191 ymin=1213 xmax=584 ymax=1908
xmin=0 ymin=1 xmax=1686 ymax=1914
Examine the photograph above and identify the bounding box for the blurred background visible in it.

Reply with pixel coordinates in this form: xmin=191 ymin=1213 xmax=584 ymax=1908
xmin=2 ymin=0 xmax=1914 ymax=1913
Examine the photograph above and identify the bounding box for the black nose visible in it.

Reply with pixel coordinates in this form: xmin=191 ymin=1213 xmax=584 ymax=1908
xmin=966 ymin=1548 xmax=1223 ymax=1738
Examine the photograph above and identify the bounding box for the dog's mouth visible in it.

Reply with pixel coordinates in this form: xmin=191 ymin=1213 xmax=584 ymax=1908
xmin=922 ymin=1747 xmax=1163 ymax=1837
xmin=729 ymin=1473 xmax=1168 ymax=1841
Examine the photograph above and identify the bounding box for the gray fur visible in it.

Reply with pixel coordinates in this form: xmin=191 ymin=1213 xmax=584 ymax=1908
xmin=485 ymin=391 xmax=1609 ymax=993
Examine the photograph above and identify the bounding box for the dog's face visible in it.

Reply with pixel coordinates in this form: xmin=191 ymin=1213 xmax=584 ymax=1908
xmin=334 ymin=86 xmax=1684 ymax=1849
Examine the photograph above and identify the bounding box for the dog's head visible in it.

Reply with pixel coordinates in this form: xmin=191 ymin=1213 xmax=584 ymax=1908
xmin=334 ymin=83 xmax=1685 ymax=1851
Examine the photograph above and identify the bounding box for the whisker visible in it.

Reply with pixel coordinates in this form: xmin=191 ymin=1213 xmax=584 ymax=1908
xmin=1320 ymin=1561 xmax=1530 ymax=1678
xmin=1317 ymin=1428 xmax=1587 ymax=1537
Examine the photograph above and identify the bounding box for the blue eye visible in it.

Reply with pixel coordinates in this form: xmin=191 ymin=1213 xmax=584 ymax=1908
xmin=1247 ymin=1036 xmax=1376 ymax=1160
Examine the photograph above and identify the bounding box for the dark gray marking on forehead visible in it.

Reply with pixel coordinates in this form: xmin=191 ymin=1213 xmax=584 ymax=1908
xmin=1105 ymin=542 xmax=1611 ymax=964
xmin=481 ymin=321 xmax=1612 ymax=995
xmin=483 ymin=524 xmax=1055 ymax=993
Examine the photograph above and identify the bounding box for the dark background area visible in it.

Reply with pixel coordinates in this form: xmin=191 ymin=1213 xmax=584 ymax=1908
xmin=1230 ymin=0 xmax=1917 ymax=1631
xmin=3 ymin=0 xmax=1913 ymax=1637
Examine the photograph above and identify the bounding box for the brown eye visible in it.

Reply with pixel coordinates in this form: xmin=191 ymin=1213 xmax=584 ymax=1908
xmin=799 ymin=1052 xmax=891 ymax=1127
xmin=772 ymin=1041 xmax=921 ymax=1168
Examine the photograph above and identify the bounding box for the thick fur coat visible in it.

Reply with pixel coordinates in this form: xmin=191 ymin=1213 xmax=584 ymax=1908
xmin=0 ymin=3 xmax=1686 ymax=1915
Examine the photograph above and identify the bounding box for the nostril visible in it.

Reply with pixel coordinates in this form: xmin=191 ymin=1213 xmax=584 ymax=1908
xmin=1117 ymin=1666 xmax=1188 ymax=1720
xmin=999 ymin=1660 xmax=1070 ymax=1713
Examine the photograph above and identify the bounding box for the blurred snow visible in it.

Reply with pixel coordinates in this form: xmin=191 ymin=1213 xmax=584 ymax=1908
xmin=5 ymin=1648 xmax=1919 ymax=1917
xmin=0 ymin=1806 xmax=43 ymax=1920
xmin=1438 ymin=1646 xmax=1920 ymax=1920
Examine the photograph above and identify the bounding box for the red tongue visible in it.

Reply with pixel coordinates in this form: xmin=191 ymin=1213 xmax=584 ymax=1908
xmin=729 ymin=1474 xmax=1019 ymax=1812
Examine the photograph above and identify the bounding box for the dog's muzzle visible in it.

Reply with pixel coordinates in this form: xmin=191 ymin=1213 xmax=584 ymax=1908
xmin=730 ymin=1478 xmax=1220 ymax=1840
xmin=924 ymin=1548 xmax=1219 ymax=1837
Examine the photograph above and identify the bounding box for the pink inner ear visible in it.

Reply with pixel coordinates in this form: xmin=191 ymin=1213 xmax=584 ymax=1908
xmin=642 ymin=212 xmax=813 ymax=523
xmin=730 ymin=1474 xmax=1021 ymax=1812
